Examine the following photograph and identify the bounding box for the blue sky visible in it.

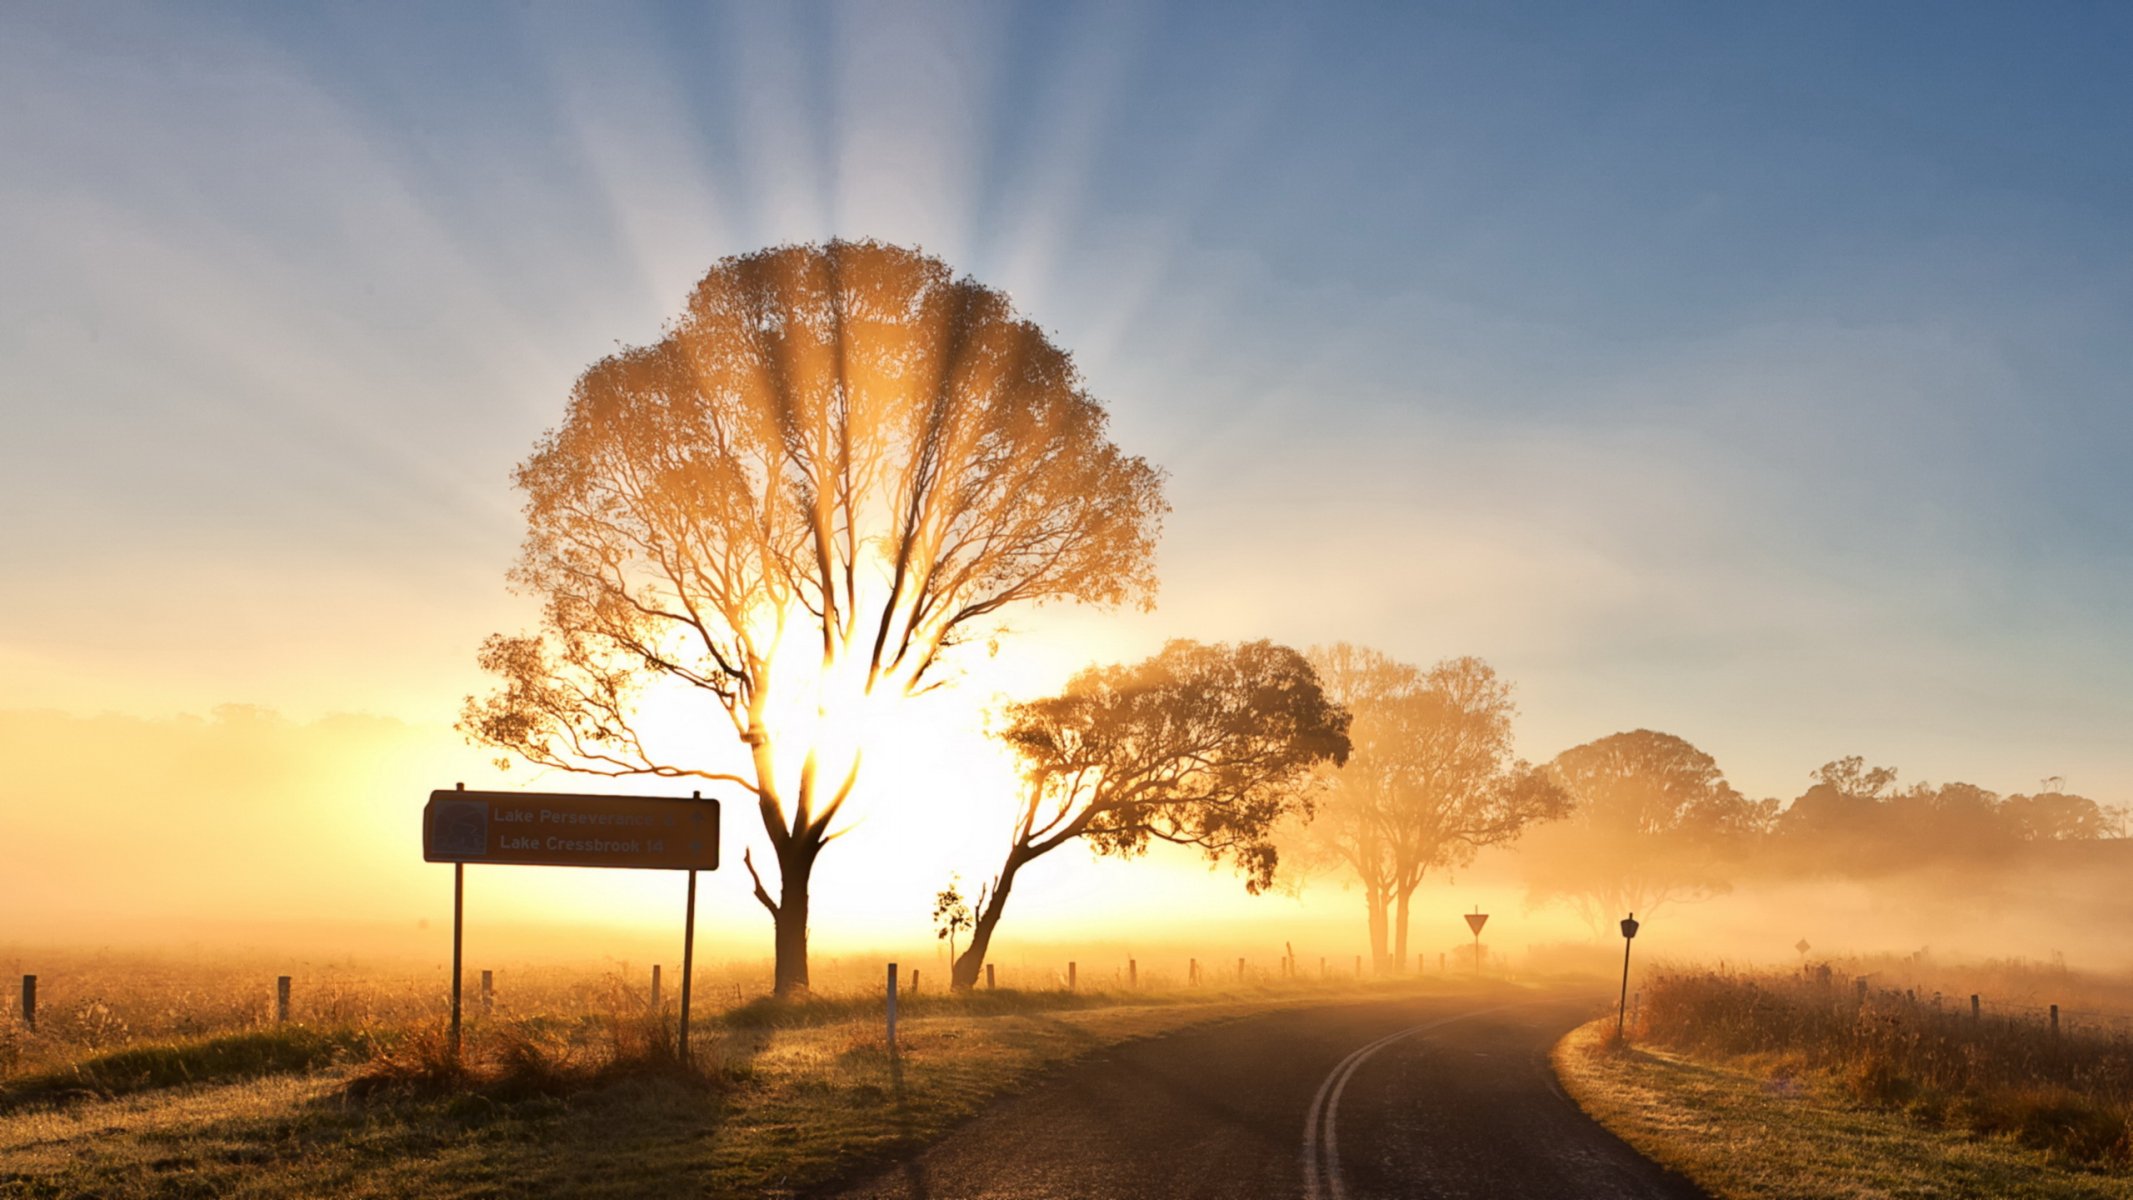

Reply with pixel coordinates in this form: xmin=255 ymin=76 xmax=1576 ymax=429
xmin=4 ymin=1 xmax=2131 ymax=805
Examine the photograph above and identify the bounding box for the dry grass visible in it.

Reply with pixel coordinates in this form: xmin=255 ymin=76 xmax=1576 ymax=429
xmin=1635 ymin=967 xmax=2133 ymax=1164
xmin=0 ymin=958 xmax=1435 ymax=1199
xmin=1554 ymin=1018 xmax=2133 ymax=1200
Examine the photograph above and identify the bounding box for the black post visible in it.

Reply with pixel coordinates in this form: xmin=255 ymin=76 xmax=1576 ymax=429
xmin=450 ymin=860 xmax=464 ymax=1058
xmin=680 ymin=866 xmax=698 ymax=1066
xmin=277 ymin=975 xmax=291 ymax=1024
xmin=1617 ymin=912 xmax=1640 ymax=1039
xmin=449 ymin=781 xmax=466 ymax=1059
xmin=20 ymin=975 xmax=33 ymax=1032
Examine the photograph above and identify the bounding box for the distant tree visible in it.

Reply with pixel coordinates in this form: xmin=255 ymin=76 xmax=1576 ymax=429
xmin=2001 ymin=790 xmax=2120 ymax=841
xmin=933 ymin=876 xmax=973 ymax=966
xmin=1775 ymin=757 xmax=1903 ymax=867
xmin=1521 ymin=730 xmax=1770 ymax=930
xmin=949 ymin=640 xmax=1350 ymax=991
xmin=1289 ymin=647 xmax=1570 ymax=972
xmin=462 ymin=240 xmax=1167 ymax=995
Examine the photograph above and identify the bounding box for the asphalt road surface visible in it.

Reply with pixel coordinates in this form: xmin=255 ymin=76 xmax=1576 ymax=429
xmin=824 ymin=989 xmax=1709 ymax=1200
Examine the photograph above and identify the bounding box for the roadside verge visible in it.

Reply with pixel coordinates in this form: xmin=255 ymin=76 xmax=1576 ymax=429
xmin=1550 ymin=1018 xmax=2133 ymax=1200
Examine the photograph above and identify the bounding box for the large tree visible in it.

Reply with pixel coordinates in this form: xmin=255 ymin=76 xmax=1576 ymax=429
xmin=1521 ymin=729 xmax=1771 ymax=930
xmin=1293 ymin=647 xmax=1568 ymax=972
xmin=462 ymin=240 xmax=1166 ymax=994
xmin=950 ymin=640 xmax=1349 ymax=991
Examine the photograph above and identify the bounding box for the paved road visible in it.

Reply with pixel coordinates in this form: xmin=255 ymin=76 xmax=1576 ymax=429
xmin=823 ymin=989 xmax=1708 ymax=1200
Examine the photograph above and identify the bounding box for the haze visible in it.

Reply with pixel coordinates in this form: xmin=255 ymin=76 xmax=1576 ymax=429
xmin=4 ymin=2 xmax=2132 ymax=976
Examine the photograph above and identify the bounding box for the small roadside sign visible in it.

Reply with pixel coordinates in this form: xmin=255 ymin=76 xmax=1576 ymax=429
xmin=1464 ymin=911 xmax=1489 ymax=935
xmin=423 ymin=789 xmax=718 ymax=871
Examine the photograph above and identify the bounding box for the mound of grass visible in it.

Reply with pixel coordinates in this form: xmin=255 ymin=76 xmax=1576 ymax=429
xmin=1633 ymin=968 xmax=2133 ymax=1166
xmin=0 ymin=1026 xmax=373 ymax=1111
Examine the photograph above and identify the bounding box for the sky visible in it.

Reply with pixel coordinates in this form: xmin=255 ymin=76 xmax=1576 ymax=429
xmin=4 ymin=2 xmax=2132 ymax=958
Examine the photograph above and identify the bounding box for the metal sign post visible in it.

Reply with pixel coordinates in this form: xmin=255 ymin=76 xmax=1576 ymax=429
xmin=1464 ymin=907 xmax=1489 ymax=977
xmin=424 ymin=785 xmax=720 ymax=1066
xmin=1618 ymin=912 xmax=1641 ymax=1039
xmin=680 ymin=862 xmax=699 ymax=1065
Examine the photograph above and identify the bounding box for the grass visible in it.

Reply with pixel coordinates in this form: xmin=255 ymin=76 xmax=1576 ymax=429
xmin=0 ymin=975 xmax=1435 ymax=1198
xmin=1552 ymin=966 xmax=2133 ymax=1200
xmin=0 ymin=1026 xmax=376 ymax=1111
xmin=1636 ymin=968 xmax=2133 ymax=1164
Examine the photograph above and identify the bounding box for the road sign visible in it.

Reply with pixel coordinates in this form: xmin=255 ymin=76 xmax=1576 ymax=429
xmin=1795 ymin=938 xmax=1811 ymax=956
xmin=1464 ymin=911 xmax=1489 ymax=935
xmin=423 ymin=789 xmax=718 ymax=871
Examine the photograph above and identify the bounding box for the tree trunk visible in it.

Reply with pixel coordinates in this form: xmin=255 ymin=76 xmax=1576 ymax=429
xmin=1393 ymin=887 xmax=1413 ymax=972
xmin=952 ymin=847 xmax=1027 ymax=991
xmin=1366 ymin=885 xmax=1390 ymax=973
xmin=772 ymin=838 xmax=817 ymax=996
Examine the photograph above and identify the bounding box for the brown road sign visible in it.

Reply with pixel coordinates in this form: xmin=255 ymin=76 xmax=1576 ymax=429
xmin=1464 ymin=911 xmax=1489 ymax=934
xmin=423 ymin=790 xmax=718 ymax=870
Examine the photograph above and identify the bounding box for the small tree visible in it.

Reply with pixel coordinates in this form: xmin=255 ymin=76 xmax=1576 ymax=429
xmin=462 ymin=240 xmax=1166 ymax=995
xmin=933 ymin=876 xmax=973 ymax=965
xmin=950 ymin=640 xmax=1350 ymax=990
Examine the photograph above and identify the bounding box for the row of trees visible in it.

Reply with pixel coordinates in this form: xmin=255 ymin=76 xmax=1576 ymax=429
xmin=458 ymin=239 xmax=2120 ymax=995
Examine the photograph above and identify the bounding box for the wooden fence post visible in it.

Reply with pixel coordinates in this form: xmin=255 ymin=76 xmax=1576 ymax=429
xmin=651 ymin=964 xmax=662 ymax=1013
xmin=1237 ymin=957 xmax=1246 ymax=982
xmin=1971 ymin=994 xmax=1980 ymax=1021
xmin=481 ymin=970 xmax=494 ymax=1014
xmin=276 ymin=976 xmax=291 ymax=1024
xmin=1189 ymin=958 xmax=1199 ymax=985
xmin=986 ymin=963 xmax=995 ymax=990
xmin=1068 ymin=961 xmax=1077 ymax=991
xmin=2051 ymin=1004 xmax=2060 ymax=1036
xmin=22 ymin=975 xmax=35 ymax=1032
xmin=1129 ymin=959 xmax=1137 ymax=988
xmin=911 ymin=969 xmax=919 ymax=994
xmin=885 ymin=963 xmax=899 ymax=1054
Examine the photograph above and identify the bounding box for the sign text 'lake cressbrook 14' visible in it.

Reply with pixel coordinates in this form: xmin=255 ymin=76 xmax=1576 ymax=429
xmin=422 ymin=790 xmax=718 ymax=870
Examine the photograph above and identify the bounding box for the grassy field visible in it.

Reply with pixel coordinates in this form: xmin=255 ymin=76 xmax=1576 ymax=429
xmin=1553 ymin=962 xmax=2133 ymax=1200
xmin=0 ymin=970 xmax=1436 ymax=1199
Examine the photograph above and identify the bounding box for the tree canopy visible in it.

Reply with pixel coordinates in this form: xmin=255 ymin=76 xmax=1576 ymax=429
xmin=950 ymin=639 xmax=1350 ymax=989
xmin=462 ymin=239 xmax=1167 ymax=993
xmin=1519 ymin=729 xmax=1771 ymax=929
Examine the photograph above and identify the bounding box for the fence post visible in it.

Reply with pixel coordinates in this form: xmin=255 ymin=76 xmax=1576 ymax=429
xmin=1068 ymin=961 xmax=1077 ymax=991
xmin=276 ymin=976 xmax=291 ymax=1024
xmin=1320 ymin=956 xmax=1326 ymax=980
xmin=1971 ymin=994 xmax=1980 ymax=1021
xmin=1189 ymin=958 xmax=1199 ymax=985
xmin=481 ymin=970 xmax=494 ymax=1014
xmin=2051 ymin=1004 xmax=2060 ymax=1037
xmin=886 ymin=963 xmax=899 ymax=1054
xmin=20 ymin=975 xmax=33 ymax=1032
xmin=1237 ymin=957 xmax=1246 ymax=982
xmin=986 ymin=963 xmax=995 ymax=990
xmin=1129 ymin=959 xmax=1137 ymax=988
xmin=1855 ymin=978 xmax=1868 ymax=1003
xmin=911 ymin=969 xmax=919 ymax=994
xmin=651 ymin=964 xmax=662 ymax=1013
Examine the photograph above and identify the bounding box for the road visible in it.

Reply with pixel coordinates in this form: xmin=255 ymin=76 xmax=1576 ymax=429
xmin=823 ymin=989 xmax=1709 ymax=1200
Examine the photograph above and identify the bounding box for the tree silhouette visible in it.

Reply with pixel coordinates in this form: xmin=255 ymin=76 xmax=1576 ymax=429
xmin=950 ymin=640 xmax=1349 ymax=991
xmin=462 ymin=240 xmax=1166 ymax=994
xmin=1520 ymin=729 xmax=1771 ymax=930
xmin=1290 ymin=647 xmax=1568 ymax=971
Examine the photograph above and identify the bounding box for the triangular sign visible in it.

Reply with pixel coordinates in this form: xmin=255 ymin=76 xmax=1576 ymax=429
xmin=1464 ymin=912 xmax=1489 ymax=935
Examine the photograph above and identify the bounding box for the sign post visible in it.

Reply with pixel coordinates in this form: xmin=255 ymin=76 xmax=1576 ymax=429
xmin=424 ymin=786 xmax=719 ymax=1064
xmin=1618 ymin=912 xmax=1641 ymax=1039
xmin=1464 ymin=907 xmax=1489 ymax=977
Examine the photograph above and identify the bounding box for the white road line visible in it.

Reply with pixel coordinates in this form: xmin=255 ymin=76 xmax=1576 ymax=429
xmin=1300 ymin=1007 xmax=1504 ymax=1200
